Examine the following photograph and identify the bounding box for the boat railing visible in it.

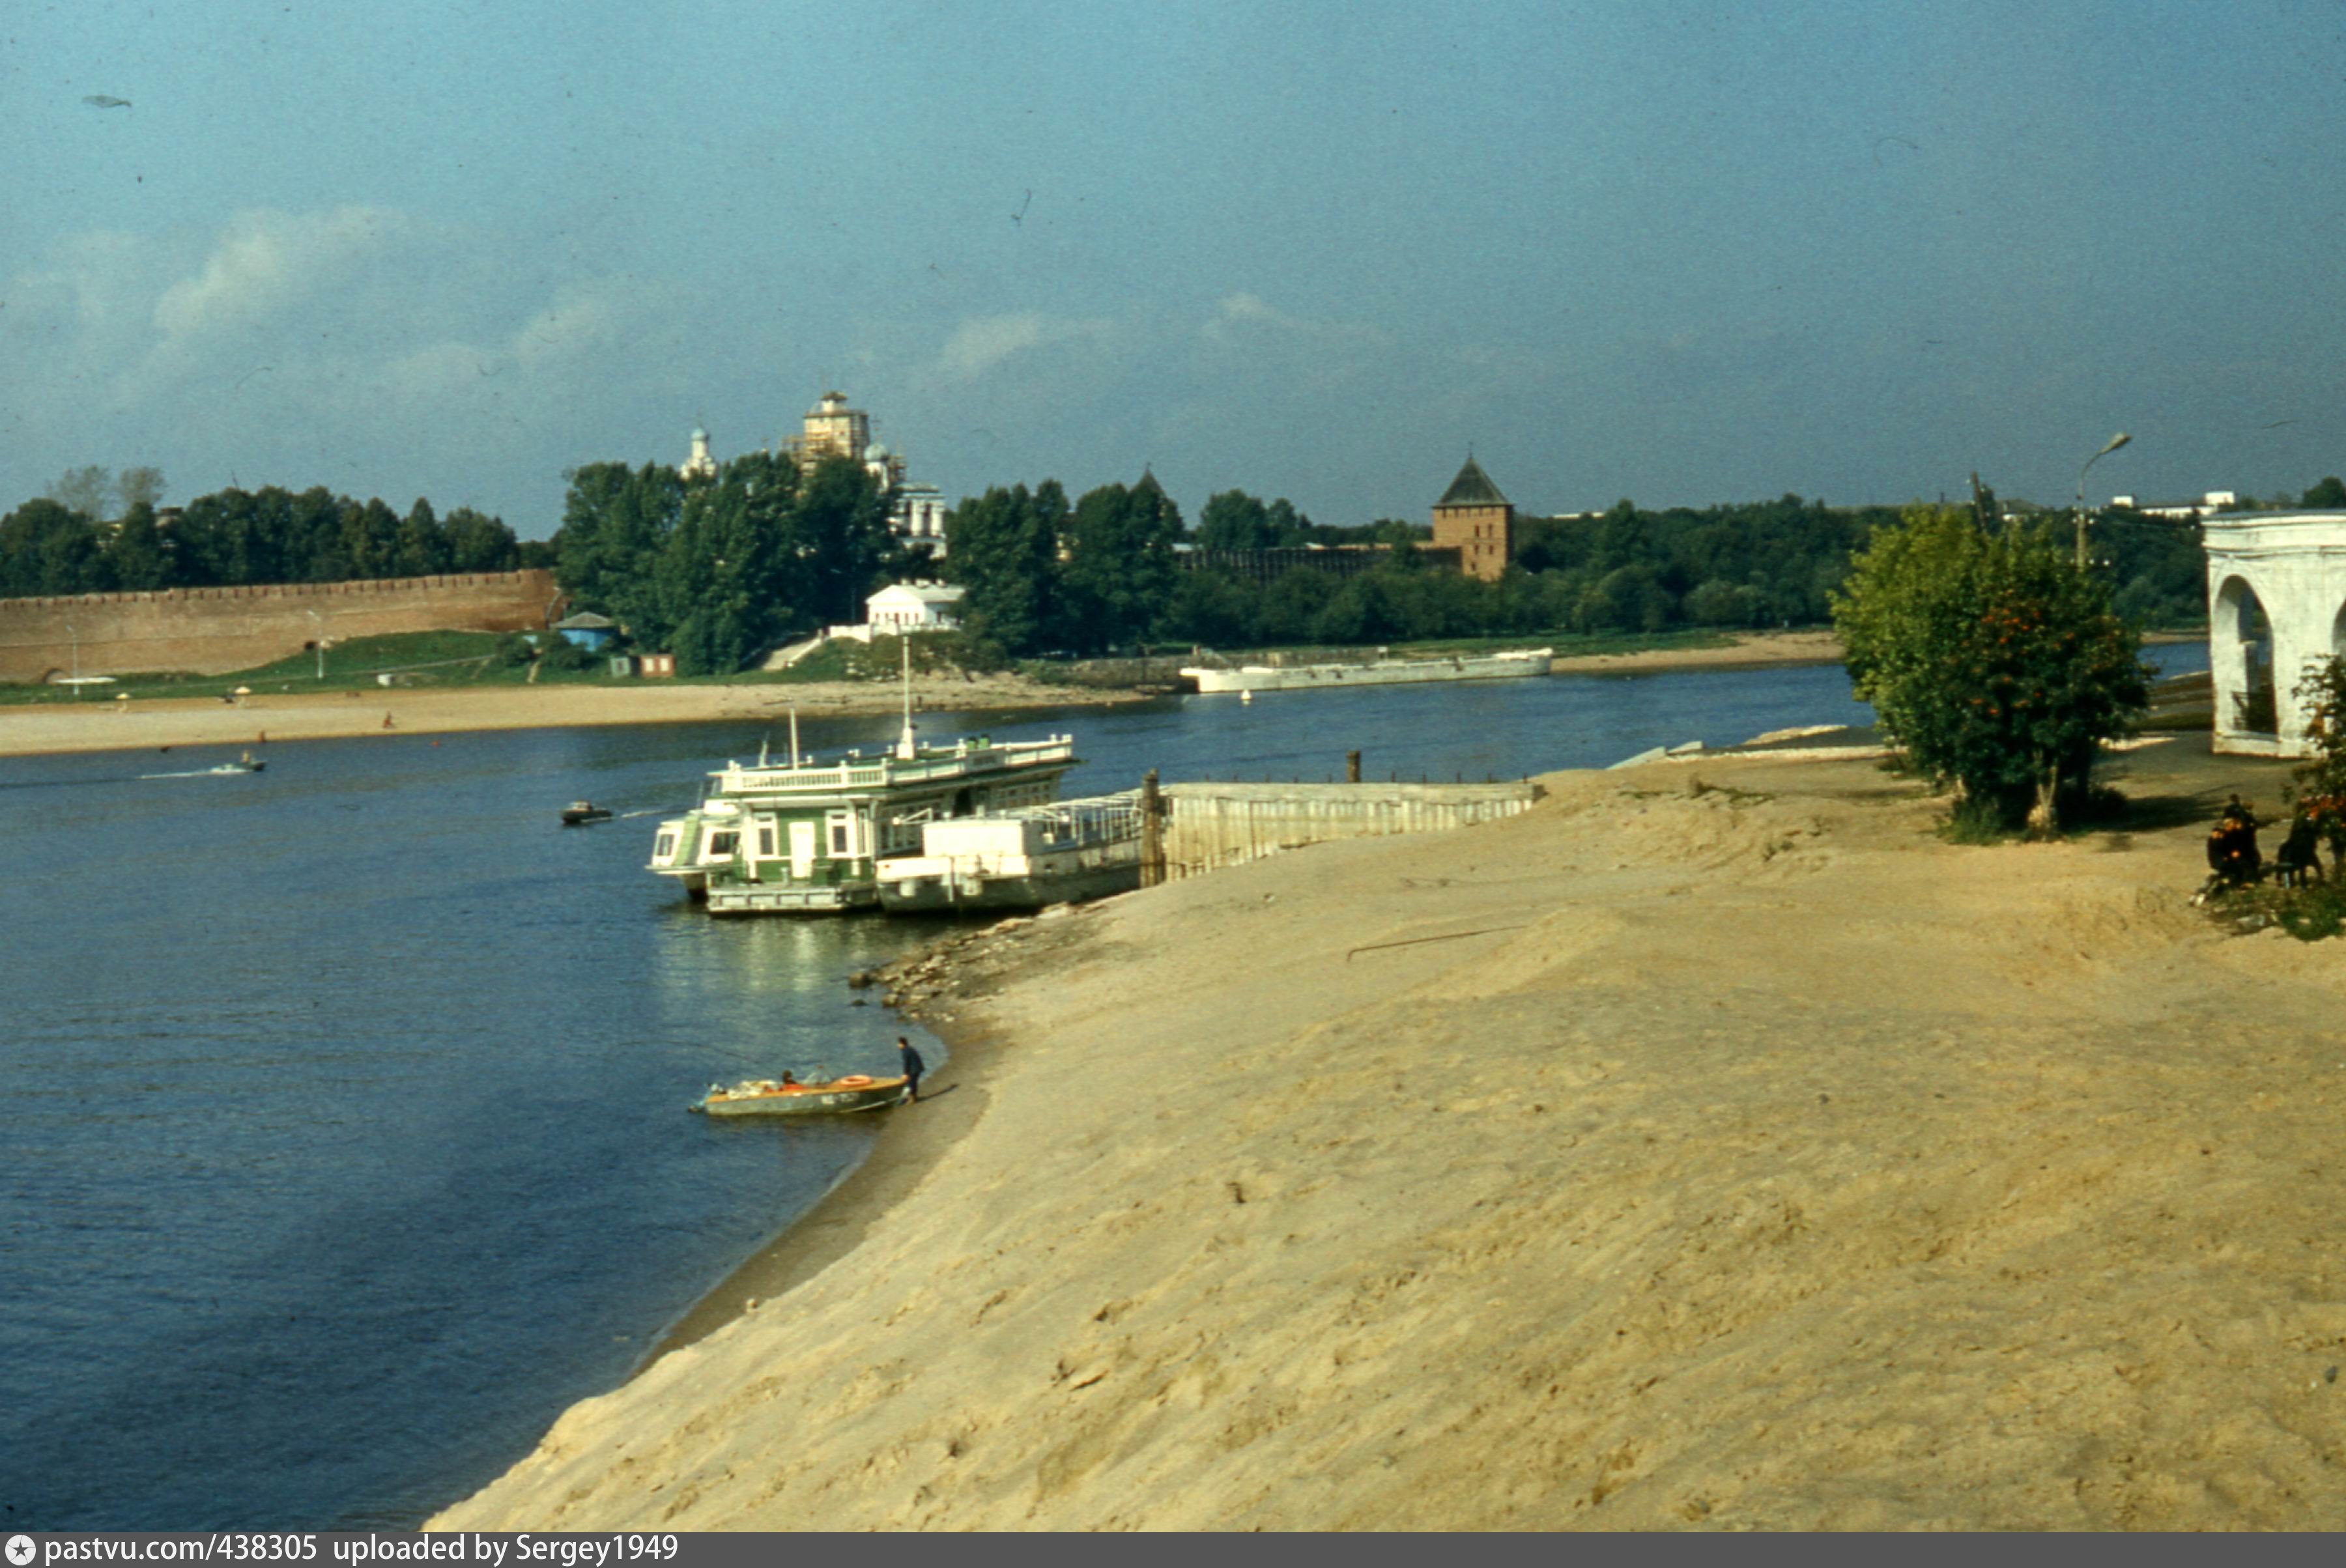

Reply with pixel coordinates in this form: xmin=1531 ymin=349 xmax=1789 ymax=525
xmin=711 ymin=735 xmax=1076 ymax=794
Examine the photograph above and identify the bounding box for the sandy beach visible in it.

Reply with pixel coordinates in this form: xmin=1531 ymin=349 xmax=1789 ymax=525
xmin=0 ymin=672 xmax=1141 ymax=759
xmin=0 ymin=631 xmax=1842 ymax=760
xmin=429 ymin=734 xmax=2346 ymax=1532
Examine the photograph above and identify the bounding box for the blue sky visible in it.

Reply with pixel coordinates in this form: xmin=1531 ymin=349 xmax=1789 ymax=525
xmin=7 ymin=0 xmax=2346 ymax=535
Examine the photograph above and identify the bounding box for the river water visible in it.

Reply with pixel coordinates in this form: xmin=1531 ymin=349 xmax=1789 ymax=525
xmin=0 ymin=648 xmax=2205 ymax=1528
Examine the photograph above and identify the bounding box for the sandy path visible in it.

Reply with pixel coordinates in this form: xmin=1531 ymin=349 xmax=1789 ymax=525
xmin=0 ymin=675 xmax=1137 ymax=758
xmin=429 ymin=741 xmax=2346 ymax=1531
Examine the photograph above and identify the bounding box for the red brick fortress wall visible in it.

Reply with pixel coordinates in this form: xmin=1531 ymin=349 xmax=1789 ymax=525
xmin=0 ymin=569 xmax=562 ymax=683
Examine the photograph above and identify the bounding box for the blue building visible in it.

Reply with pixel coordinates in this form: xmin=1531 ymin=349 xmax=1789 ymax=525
xmin=553 ymin=611 xmax=616 ymax=651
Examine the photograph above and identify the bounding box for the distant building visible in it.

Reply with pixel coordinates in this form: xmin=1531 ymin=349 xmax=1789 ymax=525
xmin=680 ymin=427 xmax=717 ymax=481
xmin=1431 ymin=456 xmax=1515 ymax=582
xmin=2203 ymin=509 xmax=2346 ymax=756
xmin=865 ymin=582 xmax=964 ymax=636
xmin=674 ymin=392 xmax=948 ymax=554
xmin=553 ymin=610 xmax=616 ymax=651
xmin=2110 ymin=490 xmax=2237 ymax=520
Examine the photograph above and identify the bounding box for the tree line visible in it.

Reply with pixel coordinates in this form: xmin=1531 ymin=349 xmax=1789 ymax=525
xmin=951 ymin=489 xmax=1902 ymax=656
xmin=550 ymin=451 xmax=909 ymax=676
xmin=0 ymin=467 xmax=536 ymax=599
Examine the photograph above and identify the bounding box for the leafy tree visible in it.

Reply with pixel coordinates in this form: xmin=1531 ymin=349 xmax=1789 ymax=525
xmin=1062 ymin=472 xmax=1184 ymax=652
xmin=2285 ymin=657 xmax=2346 ymax=858
xmin=48 ymin=466 xmax=115 ymax=521
xmin=784 ymin=453 xmax=892 ymax=631
xmin=444 ymin=507 xmax=523 ymax=573
xmin=659 ymin=452 xmax=799 ymax=674
xmin=945 ymin=483 xmax=1066 ymax=655
xmin=117 ymin=466 xmax=167 ymax=515
xmin=1833 ymin=504 xmax=2151 ymax=831
xmin=2304 ymin=476 xmax=2346 ymax=508
xmin=395 ymin=499 xmax=451 ymax=577
xmin=109 ymin=502 xmax=175 ymax=590
xmin=554 ymin=462 xmax=683 ymax=642
xmin=1196 ymin=491 xmax=1275 ymax=550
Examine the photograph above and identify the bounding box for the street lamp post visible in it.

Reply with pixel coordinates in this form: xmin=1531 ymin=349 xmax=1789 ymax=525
xmin=2076 ymin=432 xmax=2132 ymax=569
xmin=66 ymin=621 xmax=78 ymax=697
xmin=307 ymin=610 xmax=326 ymax=679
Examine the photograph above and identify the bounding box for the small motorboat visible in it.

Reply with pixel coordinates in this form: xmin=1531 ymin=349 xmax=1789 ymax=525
xmin=689 ymin=1071 xmax=911 ymax=1117
xmin=560 ymin=800 xmax=613 ymax=826
xmin=208 ymin=752 xmax=266 ymax=775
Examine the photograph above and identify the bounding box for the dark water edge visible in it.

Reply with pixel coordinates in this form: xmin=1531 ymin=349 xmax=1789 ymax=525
xmin=0 ymin=648 xmax=2207 ymax=1530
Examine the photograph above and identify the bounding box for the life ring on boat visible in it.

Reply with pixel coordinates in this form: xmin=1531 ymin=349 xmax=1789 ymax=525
xmin=837 ymin=1074 xmax=874 ymax=1087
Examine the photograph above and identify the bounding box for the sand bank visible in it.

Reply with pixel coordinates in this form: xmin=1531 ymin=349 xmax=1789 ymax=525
xmin=0 ymin=674 xmax=1140 ymax=759
xmin=1546 ymin=627 xmax=1842 ymax=677
xmin=429 ymin=735 xmax=2346 ymax=1530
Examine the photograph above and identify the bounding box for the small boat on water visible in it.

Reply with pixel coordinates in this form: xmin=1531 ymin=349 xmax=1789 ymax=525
xmin=689 ymin=1071 xmax=911 ymax=1117
xmin=209 ymin=752 xmax=266 ymax=775
xmin=561 ymin=800 xmax=613 ymax=826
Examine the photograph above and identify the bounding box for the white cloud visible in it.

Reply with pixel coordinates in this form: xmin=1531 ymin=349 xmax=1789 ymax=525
xmin=150 ymin=206 xmax=408 ymax=343
xmin=0 ymin=207 xmax=692 ymax=527
xmin=924 ymin=311 xmax=1112 ymax=386
xmin=1202 ymin=292 xmax=1391 ymax=349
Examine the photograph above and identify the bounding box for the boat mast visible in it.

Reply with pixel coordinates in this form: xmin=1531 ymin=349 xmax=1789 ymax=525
xmin=894 ymin=636 xmax=918 ymax=760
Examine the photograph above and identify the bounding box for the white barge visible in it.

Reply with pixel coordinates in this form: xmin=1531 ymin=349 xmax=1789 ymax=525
xmin=877 ymin=793 xmax=1143 ymax=914
xmin=1180 ymin=648 xmax=1552 ymax=694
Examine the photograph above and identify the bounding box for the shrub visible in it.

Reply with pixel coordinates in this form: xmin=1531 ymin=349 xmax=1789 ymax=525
xmin=1833 ymin=504 xmax=2151 ymax=831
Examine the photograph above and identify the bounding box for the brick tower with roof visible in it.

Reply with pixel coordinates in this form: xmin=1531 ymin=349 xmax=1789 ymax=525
xmin=1431 ymin=455 xmax=1514 ymax=582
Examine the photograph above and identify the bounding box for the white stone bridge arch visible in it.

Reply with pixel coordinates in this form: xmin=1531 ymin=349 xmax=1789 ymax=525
xmin=2203 ymin=510 xmax=2346 ymax=755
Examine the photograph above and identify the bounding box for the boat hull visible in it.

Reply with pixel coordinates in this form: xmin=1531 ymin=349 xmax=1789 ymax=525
xmin=877 ymin=861 xmax=1140 ymax=913
xmin=706 ymin=881 xmax=882 ymax=916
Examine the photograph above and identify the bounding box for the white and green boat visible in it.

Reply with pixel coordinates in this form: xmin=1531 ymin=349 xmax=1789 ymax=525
xmin=648 ymin=712 xmax=1080 ymax=915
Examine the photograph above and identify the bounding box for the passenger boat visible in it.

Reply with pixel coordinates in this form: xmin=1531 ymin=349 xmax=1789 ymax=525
xmin=1180 ymin=647 xmax=1552 ymax=694
xmin=647 ymin=664 xmax=1080 ymax=915
xmin=560 ymin=800 xmax=612 ymax=826
xmin=878 ymin=793 xmax=1142 ymax=913
xmin=689 ymin=1072 xmax=911 ymax=1117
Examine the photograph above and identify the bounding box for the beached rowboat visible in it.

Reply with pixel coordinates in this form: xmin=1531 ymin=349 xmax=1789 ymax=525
xmin=689 ymin=1072 xmax=911 ymax=1117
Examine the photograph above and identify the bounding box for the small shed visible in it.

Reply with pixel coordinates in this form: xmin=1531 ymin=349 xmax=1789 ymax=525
xmin=554 ymin=611 xmax=617 ymax=651
xmin=866 ymin=582 xmax=965 ymax=635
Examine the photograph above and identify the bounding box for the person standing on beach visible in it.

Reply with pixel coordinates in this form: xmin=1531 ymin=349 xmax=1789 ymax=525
xmin=898 ymin=1037 xmax=924 ymax=1104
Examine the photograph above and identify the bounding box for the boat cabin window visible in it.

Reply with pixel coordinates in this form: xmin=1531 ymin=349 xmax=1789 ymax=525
xmin=704 ymin=831 xmax=739 ymax=861
xmin=757 ymin=823 xmax=777 ymax=858
xmin=829 ymin=819 xmax=851 ymax=855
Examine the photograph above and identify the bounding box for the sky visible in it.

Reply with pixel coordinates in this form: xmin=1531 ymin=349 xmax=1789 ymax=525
xmin=7 ymin=0 xmax=2346 ymax=537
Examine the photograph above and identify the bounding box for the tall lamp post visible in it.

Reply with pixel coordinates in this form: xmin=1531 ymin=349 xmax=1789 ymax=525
xmin=65 ymin=621 xmax=78 ymax=697
xmin=2076 ymin=431 xmax=2132 ymax=569
xmin=306 ymin=610 xmax=326 ymax=679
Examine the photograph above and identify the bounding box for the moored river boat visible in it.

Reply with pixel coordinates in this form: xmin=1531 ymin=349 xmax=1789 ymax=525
xmin=689 ymin=1072 xmax=911 ymax=1117
xmin=1180 ymin=647 xmax=1552 ymax=694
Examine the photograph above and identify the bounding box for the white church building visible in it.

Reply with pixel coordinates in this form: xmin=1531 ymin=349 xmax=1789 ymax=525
xmin=2203 ymin=509 xmax=2346 ymax=756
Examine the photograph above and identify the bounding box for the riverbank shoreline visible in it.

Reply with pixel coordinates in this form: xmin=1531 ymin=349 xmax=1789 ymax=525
xmin=431 ymin=734 xmax=2345 ymax=1532
xmin=0 ymin=630 xmax=1849 ymax=758
xmin=0 ymin=673 xmax=1147 ymax=758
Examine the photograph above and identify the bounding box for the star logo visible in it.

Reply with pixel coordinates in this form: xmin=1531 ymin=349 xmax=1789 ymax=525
xmin=6 ymin=1535 xmax=36 ymax=1567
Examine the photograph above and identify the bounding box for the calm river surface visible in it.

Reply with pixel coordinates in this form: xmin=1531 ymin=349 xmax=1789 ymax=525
xmin=0 ymin=648 xmax=2204 ymax=1528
